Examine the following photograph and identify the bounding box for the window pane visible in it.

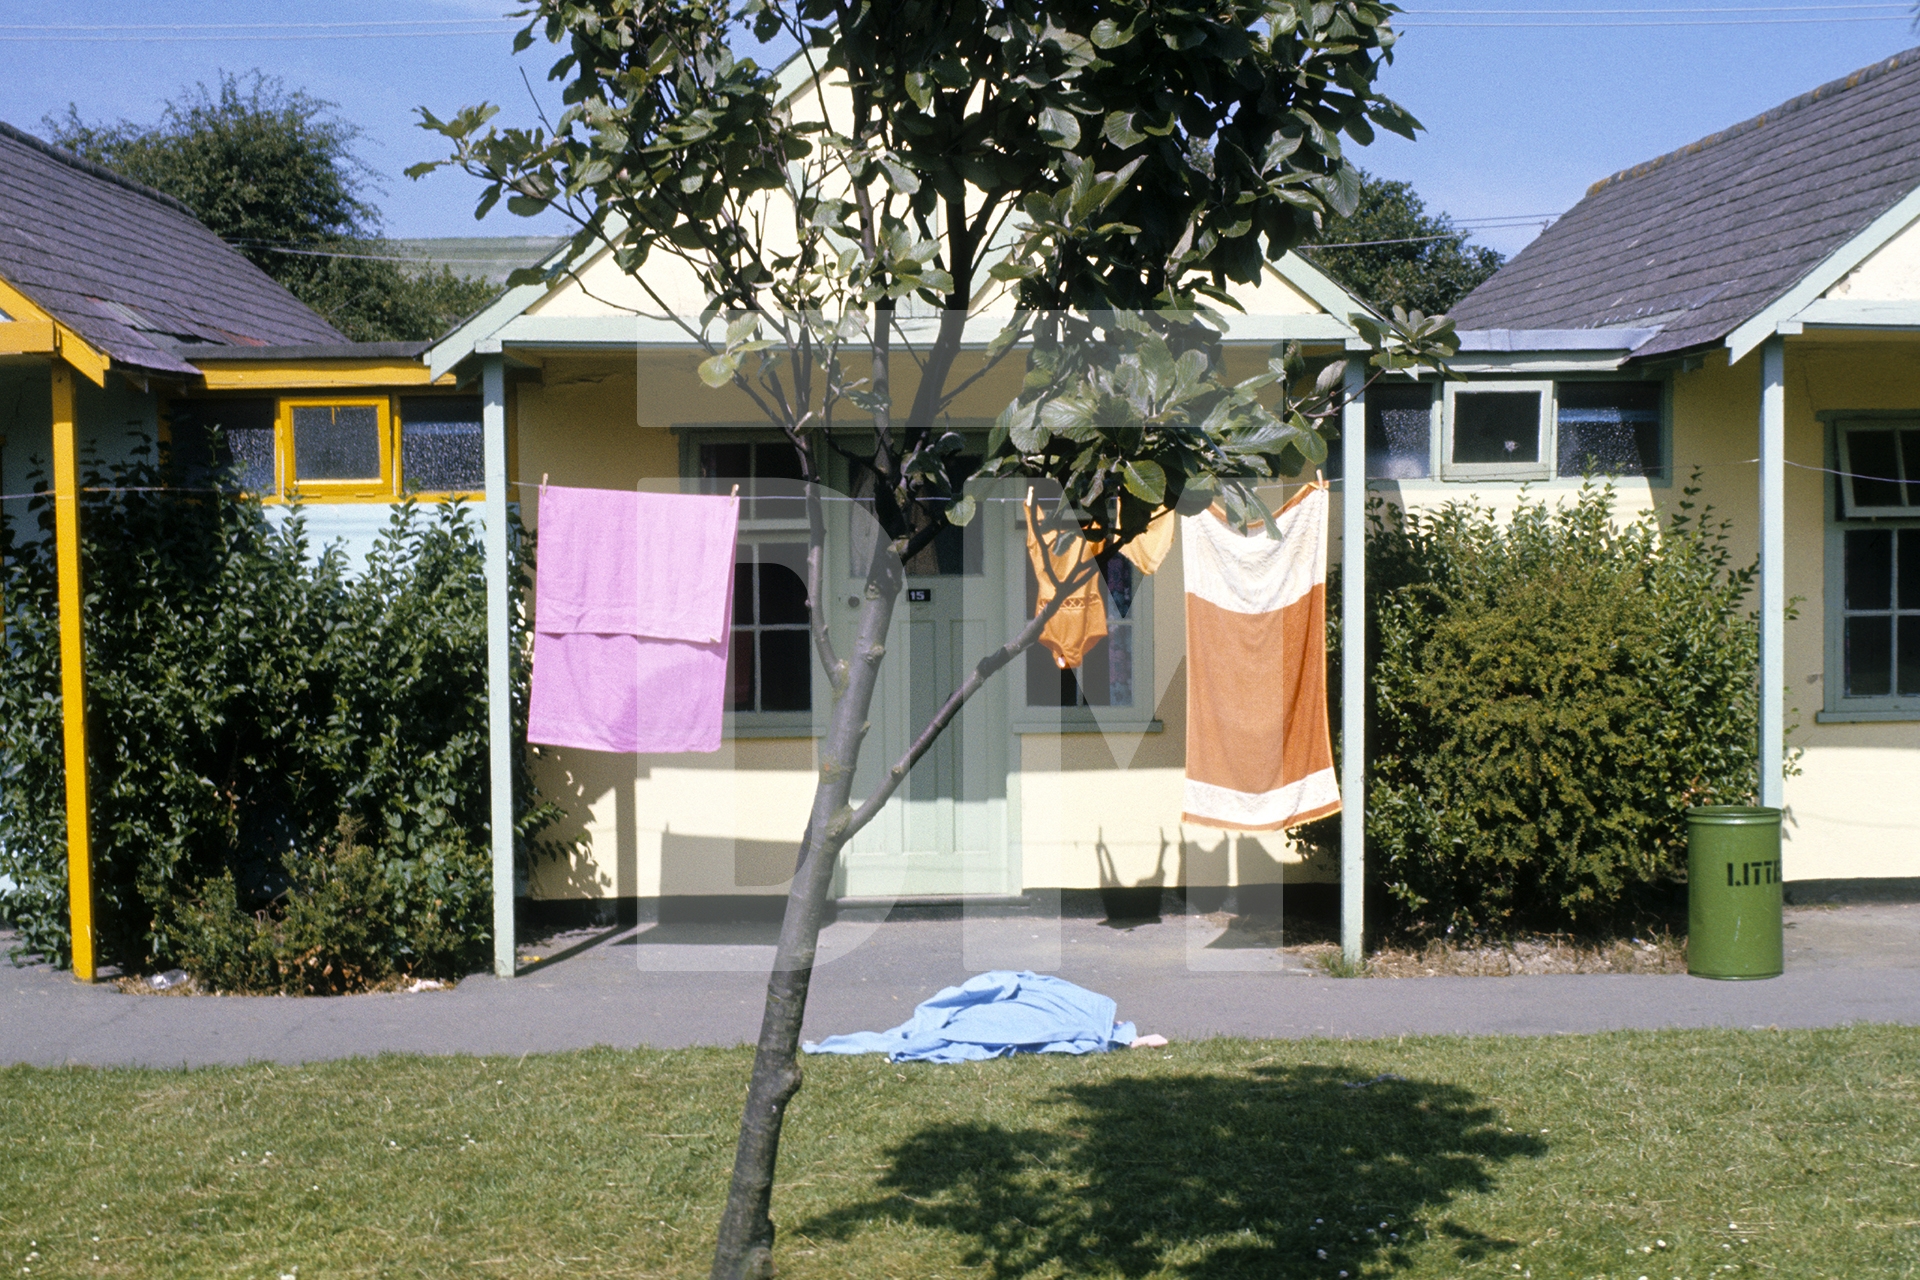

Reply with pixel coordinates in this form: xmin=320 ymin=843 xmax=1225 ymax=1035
xmin=1452 ymin=391 xmax=1540 ymax=464
xmin=1846 ymin=429 xmax=1903 ymax=509
xmin=1026 ymin=642 xmax=1080 ymax=707
xmin=759 ymin=561 xmax=809 ymax=625
xmin=294 ymin=404 xmax=381 ymax=481
xmin=727 ymin=628 xmax=755 ymax=711
xmin=398 ymin=396 xmax=483 ymax=492
xmin=700 ymin=442 xmax=751 ymax=491
xmin=1902 ymin=530 xmax=1920 ymax=611
xmin=1846 ymin=616 xmax=1894 ymax=697
xmin=758 ymin=631 xmax=812 ymax=711
xmin=230 ymin=426 xmax=277 ymax=493
xmin=1556 ymin=381 xmax=1662 ymax=477
xmin=1366 ymin=383 xmax=1432 ymax=479
xmin=1104 ymin=556 xmax=1135 ymax=621
xmin=1105 ymin=623 xmax=1134 ymax=707
xmin=1905 ymin=431 xmax=1920 ymax=509
xmin=733 ymin=560 xmax=755 ymax=626
xmin=1901 ymin=618 xmax=1920 ymax=698
xmin=169 ymin=398 xmax=276 ymax=491
xmin=1845 ymin=529 xmax=1893 ymax=610
xmin=752 ymin=442 xmax=807 ymax=521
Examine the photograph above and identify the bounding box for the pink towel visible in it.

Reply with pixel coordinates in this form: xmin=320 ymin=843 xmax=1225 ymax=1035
xmin=527 ymin=487 xmax=741 ymax=754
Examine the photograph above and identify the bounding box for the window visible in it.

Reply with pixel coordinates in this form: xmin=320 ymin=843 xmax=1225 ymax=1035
xmin=166 ymin=395 xmax=488 ymax=501
xmin=1444 ymin=382 xmax=1550 ymax=478
xmin=1025 ymin=555 xmax=1136 ymax=708
xmin=1557 ymin=381 xmax=1664 ymax=478
xmin=1367 ymin=382 xmax=1434 ymax=479
xmin=1835 ymin=421 xmax=1920 ymax=517
xmin=697 ymin=441 xmax=818 ymax=722
xmin=399 ymin=396 xmax=484 ymax=492
xmin=167 ymin=397 xmax=276 ymax=492
xmin=290 ymin=402 xmax=383 ymax=483
xmin=699 ymin=441 xmax=806 ymax=521
xmin=1825 ymin=417 xmax=1920 ymax=717
xmin=1839 ymin=528 xmax=1920 ymax=698
xmin=728 ymin=542 xmax=813 ymax=713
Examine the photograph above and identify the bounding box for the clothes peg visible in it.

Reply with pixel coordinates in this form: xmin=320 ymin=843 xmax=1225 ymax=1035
xmin=540 ymin=472 xmax=549 ymax=498
xmin=730 ymin=483 xmax=740 ymax=498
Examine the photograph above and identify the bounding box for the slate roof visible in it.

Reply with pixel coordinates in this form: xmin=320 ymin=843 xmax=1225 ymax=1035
xmin=1451 ymin=47 xmax=1920 ymax=359
xmin=0 ymin=121 xmax=343 ymax=377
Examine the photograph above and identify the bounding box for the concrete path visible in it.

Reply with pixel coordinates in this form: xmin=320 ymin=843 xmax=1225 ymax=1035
xmin=3 ymin=903 xmax=1917 ymax=1068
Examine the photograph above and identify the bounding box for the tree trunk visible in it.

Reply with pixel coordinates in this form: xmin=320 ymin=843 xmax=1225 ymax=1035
xmin=708 ymin=542 xmax=904 ymax=1280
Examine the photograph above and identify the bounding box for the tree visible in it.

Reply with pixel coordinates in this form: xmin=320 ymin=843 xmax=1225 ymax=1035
xmin=1304 ymin=169 xmax=1502 ymax=314
xmin=415 ymin=3 xmax=1455 ymax=1275
xmin=46 ymin=73 xmax=493 ymax=343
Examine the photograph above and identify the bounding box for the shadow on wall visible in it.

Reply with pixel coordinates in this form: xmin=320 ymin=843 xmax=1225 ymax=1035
xmin=798 ymin=1063 xmax=1544 ymax=1278
xmin=660 ymin=830 xmax=797 ymax=895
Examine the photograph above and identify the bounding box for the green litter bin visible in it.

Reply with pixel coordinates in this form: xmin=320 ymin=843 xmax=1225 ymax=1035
xmin=1686 ymin=805 xmax=1783 ymax=980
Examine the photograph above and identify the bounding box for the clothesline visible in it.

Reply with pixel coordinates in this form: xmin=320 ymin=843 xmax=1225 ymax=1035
xmin=0 ymin=455 xmax=1897 ymax=508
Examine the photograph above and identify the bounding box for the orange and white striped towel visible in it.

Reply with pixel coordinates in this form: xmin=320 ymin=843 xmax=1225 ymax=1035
xmin=1181 ymin=484 xmax=1340 ymax=830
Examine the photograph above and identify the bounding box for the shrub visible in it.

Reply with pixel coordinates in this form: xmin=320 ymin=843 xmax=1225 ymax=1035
xmin=0 ymin=443 xmax=564 ymax=983
xmin=1304 ymin=481 xmax=1761 ymax=938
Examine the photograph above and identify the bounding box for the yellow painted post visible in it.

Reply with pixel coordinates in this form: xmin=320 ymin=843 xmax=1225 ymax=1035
xmin=50 ymin=361 xmax=95 ymax=981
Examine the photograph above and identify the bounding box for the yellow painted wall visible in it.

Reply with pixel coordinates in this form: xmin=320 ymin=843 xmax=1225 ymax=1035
xmin=1666 ymin=336 xmax=1920 ymax=883
xmin=1825 ymin=214 xmax=1920 ymax=300
xmin=510 ymin=345 xmax=1345 ymax=900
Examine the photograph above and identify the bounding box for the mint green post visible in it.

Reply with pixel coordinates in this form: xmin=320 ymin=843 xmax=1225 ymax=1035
xmin=482 ymin=350 xmax=516 ymax=979
xmin=1340 ymin=358 xmax=1366 ymax=967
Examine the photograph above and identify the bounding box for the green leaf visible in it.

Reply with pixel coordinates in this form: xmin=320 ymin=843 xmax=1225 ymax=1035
xmin=1121 ymin=459 xmax=1166 ymax=505
xmin=1038 ymin=107 xmax=1082 ymax=149
xmin=698 ymin=353 xmax=741 ymax=387
xmin=947 ymin=493 xmax=978 ymax=527
xmin=1101 ymin=112 xmax=1147 ymax=150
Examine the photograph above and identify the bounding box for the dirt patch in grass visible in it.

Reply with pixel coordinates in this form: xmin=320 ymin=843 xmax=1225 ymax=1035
xmin=1289 ymin=933 xmax=1687 ymax=977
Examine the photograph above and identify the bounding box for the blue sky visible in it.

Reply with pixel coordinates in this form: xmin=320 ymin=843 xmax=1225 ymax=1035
xmin=1 ymin=3 xmax=1916 ymax=258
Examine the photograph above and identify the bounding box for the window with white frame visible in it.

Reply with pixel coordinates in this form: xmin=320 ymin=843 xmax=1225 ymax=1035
xmin=697 ymin=441 xmax=816 ymax=719
xmin=1835 ymin=421 xmax=1920 ymax=517
xmin=1442 ymin=382 xmax=1551 ymax=479
xmin=1426 ymin=379 xmax=1667 ymax=482
xmin=727 ymin=541 xmax=813 ymax=713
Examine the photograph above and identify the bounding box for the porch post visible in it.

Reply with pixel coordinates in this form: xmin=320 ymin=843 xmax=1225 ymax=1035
xmin=1340 ymin=359 xmax=1366 ymax=966
xmin=482 ymin=353 xmax=516 ymax=978
xmin=51 ymin=361 xmax=95 ymax=981
xmin=1758 ymin=336 xmax=1786 ymax=808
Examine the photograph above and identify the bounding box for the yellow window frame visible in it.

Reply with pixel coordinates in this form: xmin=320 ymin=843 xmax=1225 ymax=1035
xmin=279 ymin=396 xmax=395 ymax=502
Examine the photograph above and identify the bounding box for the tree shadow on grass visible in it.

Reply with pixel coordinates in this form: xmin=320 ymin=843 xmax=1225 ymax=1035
xmin=798 ymin=1063 xmax=1544 ymax=1277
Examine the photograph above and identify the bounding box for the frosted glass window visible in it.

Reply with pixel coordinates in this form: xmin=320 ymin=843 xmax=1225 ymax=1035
xmin=399 ymin=396 xmax=483 ymax=492
xmin=170 ymin=398 xmax=276 ymax=492
xmin=1557 ymin=382 xmax=1663 ymax=477
xmin=1367 ymin=383 xmax=1433 ymax=479
xmin=293 ymin=404 xmax=381 ymax=481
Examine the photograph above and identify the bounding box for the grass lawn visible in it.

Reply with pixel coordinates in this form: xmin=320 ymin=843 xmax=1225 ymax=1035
xmin=2 ymin=1027 xmax=1916 ymax=1278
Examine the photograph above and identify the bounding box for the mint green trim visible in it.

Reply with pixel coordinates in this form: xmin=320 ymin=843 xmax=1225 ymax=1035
xmin=1726 ymin=184 xmax=1920 ymax=365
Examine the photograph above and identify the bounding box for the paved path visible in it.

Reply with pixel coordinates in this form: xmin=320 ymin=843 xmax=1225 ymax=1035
xmin=4 ymin=903 xmax=1917 ymax=1068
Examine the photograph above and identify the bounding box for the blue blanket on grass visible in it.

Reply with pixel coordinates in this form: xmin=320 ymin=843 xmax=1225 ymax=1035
xmin=803 ymin=971 xmax=1137 ymax=1064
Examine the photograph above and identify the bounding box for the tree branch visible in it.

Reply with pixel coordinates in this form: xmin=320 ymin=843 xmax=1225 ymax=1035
xmin=841 ymin=555 xmax=1102 ymax=845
